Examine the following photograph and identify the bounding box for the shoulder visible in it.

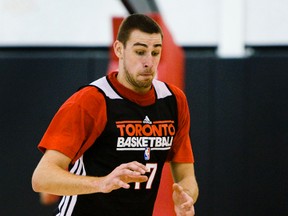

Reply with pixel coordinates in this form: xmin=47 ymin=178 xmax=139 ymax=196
xmin=70 ymin=85 xmax=104 ymax=101
xmin=61 ymin=86 xmax=106 ymax=113
xmin=153 ymin=80 xmax=186 ymax=100
xmin=165 ymin=83 xmax=187 ymax=101
xmin=163 ymin=83 xmax=190 ymax=114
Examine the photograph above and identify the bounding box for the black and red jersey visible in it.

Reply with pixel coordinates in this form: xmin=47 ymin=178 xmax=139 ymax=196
xmin=38 ymin=72 xmax=194 ymax=216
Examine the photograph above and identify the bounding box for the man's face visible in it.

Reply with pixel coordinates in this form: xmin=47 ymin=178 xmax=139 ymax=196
xmin=117 ymin=29 xmax=162 ymax=93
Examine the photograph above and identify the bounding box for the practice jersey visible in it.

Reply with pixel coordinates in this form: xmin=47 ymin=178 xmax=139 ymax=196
xmin=38 ymin=72 xmax=194 ymax=216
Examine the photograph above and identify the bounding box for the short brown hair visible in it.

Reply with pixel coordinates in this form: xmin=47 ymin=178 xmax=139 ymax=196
xmin=117 ymin=13 xmax=163 ymax=47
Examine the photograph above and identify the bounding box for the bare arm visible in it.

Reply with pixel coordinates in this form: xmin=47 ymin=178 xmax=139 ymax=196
xmin=170 ymin=162 xmax=199 ymax=215
xmin=170 ymin=162 xmax=199 ymax=202
xmin=32 ymin=150 xmax=148 ymax=196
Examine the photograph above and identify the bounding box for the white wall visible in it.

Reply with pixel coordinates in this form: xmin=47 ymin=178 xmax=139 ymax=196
xmin=0 ymin=0 xmax=127 ymax=46
xmin=0 ymin=0 xmax=287 ymax=49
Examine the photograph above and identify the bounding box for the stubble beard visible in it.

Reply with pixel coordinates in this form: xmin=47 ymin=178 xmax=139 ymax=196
xmin=123 ymin=64 xmax=154 ymax=90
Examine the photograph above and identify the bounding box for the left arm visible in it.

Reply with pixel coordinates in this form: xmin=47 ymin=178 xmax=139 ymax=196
xmin=168 ymin=85 xmax=199 ymax=214
xmin=170 ymin=162 xmax=199 ymax=215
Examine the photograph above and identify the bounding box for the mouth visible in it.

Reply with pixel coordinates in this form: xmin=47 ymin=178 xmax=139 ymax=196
xmin=140 ymin=70 xmax=154 ymax=77
xmin=139 ymin=73 xmax=153 ymax=81
xmin=141 ymin=73 xmax=152 ymax=76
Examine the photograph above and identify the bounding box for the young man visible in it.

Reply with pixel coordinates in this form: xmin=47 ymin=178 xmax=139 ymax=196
xmin=32 ymin=14 xmax=198 ymax=216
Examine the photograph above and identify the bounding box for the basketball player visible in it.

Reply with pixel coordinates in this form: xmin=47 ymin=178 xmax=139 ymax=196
xmin=32 ymin=13 xmax=198 ymax=216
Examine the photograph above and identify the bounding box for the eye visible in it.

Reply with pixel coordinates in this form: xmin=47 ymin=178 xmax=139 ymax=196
xmin=152 ymin=51 xmax=160 ymax=56
xmin=136 ymin=50 xmax=145 ymax=56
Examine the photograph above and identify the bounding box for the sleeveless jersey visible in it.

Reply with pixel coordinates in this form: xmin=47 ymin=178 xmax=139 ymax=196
xmin=56 ymin=76 xmax=178 ymax=216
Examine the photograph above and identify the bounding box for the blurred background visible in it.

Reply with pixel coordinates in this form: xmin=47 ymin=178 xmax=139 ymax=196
xmin=0 ymin=0 xmax=287 ymax=215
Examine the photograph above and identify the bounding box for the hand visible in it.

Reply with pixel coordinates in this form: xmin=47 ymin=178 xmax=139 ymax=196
xmin=172 ymin=183 xmax=195 ymax=216
xmin=99 ymin=161 xmax=148 ymax=193
xmin=40 ymin=193 xmax=60 ymax=205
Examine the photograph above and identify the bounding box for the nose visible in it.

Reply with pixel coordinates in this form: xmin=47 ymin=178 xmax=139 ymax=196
xmin=144 ymin=55 xmax=154 ymax=68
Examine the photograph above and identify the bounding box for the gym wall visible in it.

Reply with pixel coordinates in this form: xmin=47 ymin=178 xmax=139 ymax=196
xmin=0 ymin=47 xmax=287 ymax=215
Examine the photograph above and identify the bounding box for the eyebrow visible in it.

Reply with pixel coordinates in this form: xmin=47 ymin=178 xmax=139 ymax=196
xmin=133 ymin=42 xmax=162 ymax=48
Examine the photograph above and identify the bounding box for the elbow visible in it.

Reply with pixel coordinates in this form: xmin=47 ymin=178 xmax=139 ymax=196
xmin=31 ymin=170 xmax=45 ymax=193
xmin=191 ymin=179 xmax=199 ymax=203
xmin=31 ymin=173 xmax=40 ymax=192
xmin=194 ymin=183 xmax=199 ymax=203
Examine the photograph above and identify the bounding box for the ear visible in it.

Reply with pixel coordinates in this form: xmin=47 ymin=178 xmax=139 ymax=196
xmin=113 ymin=40 xmax=123 ymax=59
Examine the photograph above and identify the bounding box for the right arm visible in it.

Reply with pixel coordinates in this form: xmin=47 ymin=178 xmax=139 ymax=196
xmin=32 ymin=150 xmax=148 ymax=196
xmin=32 ymin=87 xmax=148 ymax=196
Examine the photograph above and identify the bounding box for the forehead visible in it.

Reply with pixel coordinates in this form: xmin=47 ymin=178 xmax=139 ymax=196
xmin=127 ymin=29 xmax=162 ymax=47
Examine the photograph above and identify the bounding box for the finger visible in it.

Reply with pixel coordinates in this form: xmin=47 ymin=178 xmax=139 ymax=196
xmin=177 ymin=203 xmax=195 ymax=216
xmin=173 ymin=183 xmax=184 ymax=193
xmin=131 ymin=175 xmax=148 ymax=182
xmin=179 ymin=194 xmax=194 ymax=214
xmin=117 ymin=175 xmax=148 ymax=190
xmin=125 ymin=161 xmax=149 ymax=174
xmin=118 ymin=169 xmax=148 ymax=183
xmin=125 ymin=173 xmax=148 ymax=183
xmin=115 ymin=179 xmax=130 ymax=189
xmin=120 ymin=168 xmax=144 ymax=177
xmin=181 ymin=199 xmax=193 ymax=209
